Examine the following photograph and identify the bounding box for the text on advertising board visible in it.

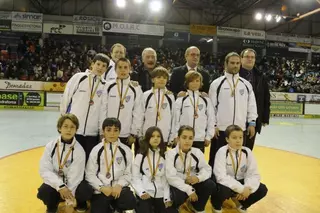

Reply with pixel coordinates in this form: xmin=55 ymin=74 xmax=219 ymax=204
xmin=73 ymin=15 xmax=102 ymax=25
xmin=0 ymin=80 xmax=44 ymax=91
xmin=0 ymin=91 xmax=44 ymax=110
xmin=11 ymin=12 xmax=43 ymax=22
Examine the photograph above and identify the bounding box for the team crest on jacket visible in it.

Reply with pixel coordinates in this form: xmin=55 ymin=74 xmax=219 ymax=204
xmin=158 ymin=163 xmax=164 ymax=171
xmin=239 ymin=89 xmax=245 ymax=96
xmin=240 ymin=165 xmax=247 ymax=172
xmin=116 ymin=157 xmax=123 ymax=165
xmin=161 ymin=103 xmax=168 ymax=109
xmin=125 ymin=95 xmax=131 ymax=102
xmin=96 ymin=90 xmax=103 ymax=97
xmin=65 ymin=160 xmax=72 ymax=167
xmin=198 ymin=104 xmax=203 ymax=111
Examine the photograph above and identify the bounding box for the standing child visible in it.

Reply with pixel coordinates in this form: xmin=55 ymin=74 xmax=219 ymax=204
xmin=142 ymin=66 xmax=175 ymax=146
xmin=211 ymin=125 xmax=268 ymax=213
xmin=60 ymin=53 xmax=110 ymax=161
xmin=37 ymin=114 xmax=92 ymax=213
xmin=85 ymin=118 xmax=136 ymax=213
xmin=132 ymin=126 xmax=176 ymax=213
xmin=174 ymin=71 xmax=215 ymax=153
xmin=100 ymin=57 xmax=143 ymax=152
xmin=166 ymin=125 xmax=216 ymax=213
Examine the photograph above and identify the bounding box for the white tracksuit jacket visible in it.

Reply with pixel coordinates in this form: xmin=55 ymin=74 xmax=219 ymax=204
xmin=103 ymin=60 xmax=117 ymax=82
xmin=132 ymin=150 xmax=171 ymax=203
xmin=174 ymin=90 xmax=215 ymax=141
xmin=208 ymin=72 xmax=258 ymax=131
xmin=39 ymin=137 xmax=86 ymax=195
xmin=142 ymin=88 xmax=175 ymax=142
xmin=165 ymin=146 xmax=212 ymax=196
xmin=214 ymin=145 xmax=261 ymax=194
xmin=60 ymin=72 xmax=106 ymax=136
xmin=85 ymin=139 xmax=133 ymax=194
xmin=100 ymin=77 xmax=143 ymax=138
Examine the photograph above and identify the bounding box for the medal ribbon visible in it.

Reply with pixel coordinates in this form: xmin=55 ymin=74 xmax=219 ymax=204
xmin=56 ymin=139 xmax=76 ymax=171
xmin=146 ymin=151 xmax=161 ymax=180
xmin=225 ymin=77 xmax=240 ymax=97
xmin=88 ymin=75 xmax=101 ymax=102
xmin=104 ymin=141 xmax=118 ymax=175
xmin=188 ymin=91 xmax=200 ymax=117
xmin=229 ymin=149 xmax=242 ymax=179
xmin=116 ymin=79 xmax=130 ymax=108
xmin=153 ymin=88 xmax=166 ymax=121
xmin=179 ymin=149 xmax=192 ymax=177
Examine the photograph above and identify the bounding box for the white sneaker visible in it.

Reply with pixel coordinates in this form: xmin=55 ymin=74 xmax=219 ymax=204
xmin=237 ymin=206 xmax=247 ymax=213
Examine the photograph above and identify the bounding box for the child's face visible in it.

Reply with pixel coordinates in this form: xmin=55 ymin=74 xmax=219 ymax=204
xmin=149 ymin=131 xmax=161 ymax=149
xmin=152 ymin=76 xmax=168 ymax=89
xmin=59 ymin=119 xmax=77 ymax=141
xmin=226 ymin=130 xmax=243 ymax=150
xmin=188 ymin=77 xmax=201 ymax=91
xmin=91 ymin=60 xmax=108 ymax=76
xmin=111 ymin=46 xmax=125 ymax=62
xmin=103 ymin=126 xmax=120 ymax=143
xmin=178 ymin=130 xmax=194 ymax=152
xmin=116 ymin=61 xmax=130 ymax=79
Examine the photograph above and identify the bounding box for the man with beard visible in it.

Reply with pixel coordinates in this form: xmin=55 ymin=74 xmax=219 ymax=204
xmin=103 ymin=43 xmax=126 ymax=81
xmin=169 ymin=46 xmax=210 ymax=97
xmin=239 ymin=48 xmax=270 ymax=150
xmin=208 ymin=52 xmax=257 ymax=168
xmin=131 ymin=47 xmax=157 ymax=92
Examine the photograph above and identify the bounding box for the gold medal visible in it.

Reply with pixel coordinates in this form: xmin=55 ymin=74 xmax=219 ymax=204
xmin=116 ymin=79 xmax=130 ymax=111
xmin=89 ymin=100 xmax=94 ymax=105
xmin=120 ymin=104 xmax=125 ymax=109
xmin=104 ymin=141 xmax=118 ymax=180
xmin=194 ymin=113 xmax=199 ymax=119
xmin=56 ymin=139 xmax=76 ymax=178
xmin=88 ymin=75 xmax=101 ymax=105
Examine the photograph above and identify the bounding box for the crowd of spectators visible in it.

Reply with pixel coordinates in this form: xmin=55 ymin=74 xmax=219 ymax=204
xmin=0 ymin=35 xmax=319 ymax=93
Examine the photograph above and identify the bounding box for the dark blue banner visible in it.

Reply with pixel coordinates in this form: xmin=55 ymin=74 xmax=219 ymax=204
xmin=164 ymin=31 xmax=189 ymax=42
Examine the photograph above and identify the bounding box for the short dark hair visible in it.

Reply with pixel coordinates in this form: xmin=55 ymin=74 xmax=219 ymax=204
xmin=178 ymin=125 xmax=195 ymax=137
xmin=115 ymin=57 xmax=131 ymax=70
xmin=139 ymin=126 xmax=165 ymax=157
xmin=102 ymin=118 xmax=121 ymax=131
xmin=57 ymin=114 xmax=79 ymax=133
xmin=92 ymin=53 xmax=110 ymax=66
xmin=225 ymin=125 xmax=243 ymax=138
xmin=150 ymin=66 xmax=169 ymax=79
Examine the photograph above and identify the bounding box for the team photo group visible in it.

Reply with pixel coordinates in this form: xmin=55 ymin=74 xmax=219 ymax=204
xmin=37 ymin=43 xmax=270 ymax=213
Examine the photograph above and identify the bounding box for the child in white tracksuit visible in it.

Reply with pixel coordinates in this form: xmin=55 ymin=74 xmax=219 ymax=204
xmin=132 ymin=126 xmax=177 ymax=213
xmin=211 ymin=125 xmax=268 ymax=213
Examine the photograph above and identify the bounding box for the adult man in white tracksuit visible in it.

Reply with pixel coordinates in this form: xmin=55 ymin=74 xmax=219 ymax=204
xmin=208 ymin=52 xmax=257 ymax=168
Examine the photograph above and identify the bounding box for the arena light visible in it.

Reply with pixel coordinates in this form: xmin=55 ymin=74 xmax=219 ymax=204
xmin=116 ymin=0 xmax=126 ymax=8
xmin=265 ymin=14 xmax=272 ymax=22
xmin=255 ymin=13 xmax=262 ymax=20
xmin=149 ymin=0 xmax=162 ymax=13
xmin=275 ymin=15 xmax=282 ymax=22
xmin=207 ymin=38 xmax=213 ymax=43
xmin=134 ymin=0 xmax=144 ymax=3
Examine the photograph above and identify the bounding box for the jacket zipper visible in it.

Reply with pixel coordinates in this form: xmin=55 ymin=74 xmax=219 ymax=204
xmin=60 ymin=143 xmax=66 ymax=182
xmin=117 ymin=79 xmax=123 ymax=119
xmin=152 ymin=151 xmax=157 ymax=197
xmin=192 ymin=91 xmax=196 ymax=129
xmin=183 ymin=151 xmax=188 ymax=174
xmin=155 ymin=89 xmax=160 ymax=126
xmin=232 ymin=75 xmax=236 ymax=125
xmin=111 ymin=144 xmax=114 ymax=186
xmin=83 ymin=76 xmax=95 ymax=135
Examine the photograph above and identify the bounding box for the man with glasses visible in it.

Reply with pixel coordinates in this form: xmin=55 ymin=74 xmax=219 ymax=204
xmin=169 ymin=46 xmax=211 ymax=97
xmin=239 ymin=48 xmax=270 ymax=150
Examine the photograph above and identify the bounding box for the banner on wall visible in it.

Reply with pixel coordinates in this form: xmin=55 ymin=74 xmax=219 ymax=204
xmin=270 ymin=92 xmax=320 ymax=103
xmin=217 ymin=26 xmax=241 ymax=38
xmin=270 ymin=101 xmax=303 ymax=115
xmin=0 ymin=91 xmax=44 ymax=110
xmin=0 ymin=11 xmax=12 ymax=20
xmin=0 ymin=20 xmax=11 ymax=31
xmin=311 ymin=45 xmax=320 ymax=53
xmin=43 ymin=23 xmax=73 ymax=34
xmin=73 ymin=15 xmax=102 ymax=25
xmin=103 ymin=21 xmax=164 ymax=36
xmin=0 ymin=80 xmax=44 ymax=91
xmin=73 ymin=25 xmax=102 ymax=36
xmin=11 ymin=12 xmax=43 ymax=23
xmin=11 ymin=21 xmax=42 ymax=32
xmin=266 ymin=41 xmax=288 ymax=49
xmin=242 ymin=39 xmax=265 ymax=48
xmin=43 ymin=82 xmax=66 ymax=92
xmin=241 ymin=29 xmax=265 ymax=40
xmin=164 ymin=31 xmax=189 ymax=42
xmin=288 ymin=42 xmax=311 ymax=53
xmin=190 ymin=24 xmax=217 ymax=36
